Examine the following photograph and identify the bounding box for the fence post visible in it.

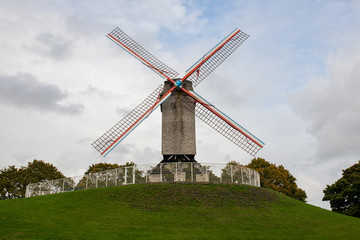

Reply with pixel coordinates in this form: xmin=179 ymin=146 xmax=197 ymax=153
xmin=96 ymin=175 xmax=98 ymax=188
xmin=191 ymin=162 xmax=193 ymax=182
xmin=62 ymin=178 xmax=65 ymax=192
xmin=25 ymin=185 xmax=29 ymax=198
xmin=145 ymin=164 xmax=148 ymax=183
xmin=231 ymin=165 xmax=233 ymax=183
xmin=205 ymin=164 xmax=208 ymax=182
xmin=125 ymin=167 xmax=127 ymax=185
xmin=250 ymin=170 xmax=253 ymax=186
xmin=255 ymin=171 xmax=257 ymax=186
xmin=241 ymin=167 xmax=244 ymax=184
xmin=175 ymin=162 xmax=178 ymax=181
xmin=106 ymin=171 xmax=108 ymax=187
xmin=86 ymin=175 xmax=88 ymax=190
xmin=115 ymin=169 xmax=117 ymax=186
xmin=220 ymin=164 xmax=222 ymax=183
xmin=160 ymin=163 xmax=162 ymax=182
xmin=132 ymin=166 xmax=135 ymax=184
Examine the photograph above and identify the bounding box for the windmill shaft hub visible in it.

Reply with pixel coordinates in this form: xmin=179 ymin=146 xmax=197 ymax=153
xmin=175 ymin=79 xmax=182 ymax=88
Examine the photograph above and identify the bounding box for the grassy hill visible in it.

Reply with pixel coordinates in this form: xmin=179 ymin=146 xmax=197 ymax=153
xmin=0 ymin=183 xmax=359 ymax=239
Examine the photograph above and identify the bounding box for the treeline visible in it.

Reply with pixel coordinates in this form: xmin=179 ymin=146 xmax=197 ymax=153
xmin=2 ymin=158 xmax=359 ymax=218
xmin=0 ymin=160 xmax=64 ymax=199
xmin=1 ymin=158 xmax=307 ymax=202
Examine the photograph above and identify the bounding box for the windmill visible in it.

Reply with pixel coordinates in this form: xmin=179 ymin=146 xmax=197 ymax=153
xmin=92 ymin=27 xmax=265 ymax=163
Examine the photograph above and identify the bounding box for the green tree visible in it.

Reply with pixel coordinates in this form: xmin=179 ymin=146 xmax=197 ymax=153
xmin=247 ymin=158 xmax=307 ymax=202
xmin=0 ymin=160 xmax=65 ymax=199
xmin=0 ymin=166 xmax=22 ymax=199
xmin=85 ymin=162 xmax=122 ymax=174
xmin=323 ymin=161 xmax=360 ymax=217
xmin=24 ymin=160 xmax=64 ymax=183
xmin=220 ymin=161 xmax=246 ymax=183
xmin=77 ymin=162 xmax=145 ymax=189
xmin=89 ymin=162 xmax=145 ymax=182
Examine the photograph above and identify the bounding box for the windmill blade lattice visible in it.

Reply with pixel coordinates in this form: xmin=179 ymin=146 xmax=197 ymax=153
xmin=92 ymin=84 xmax=164 ymax=155
xmin=93 ymin=27 xmax=265 ymax=158
xmin=195 ymin=103 xmax=263 ymax=156
xmin=107 ymin=27 xmax=179 ymax=80
xmin=184 ymin=29 xmax=249 ymax=87
xmin=182 ymin=90 xmax=264 ymax=156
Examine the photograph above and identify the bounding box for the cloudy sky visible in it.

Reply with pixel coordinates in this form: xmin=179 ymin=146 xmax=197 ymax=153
xmin=1 ymin=0 xmax=360 ymax=209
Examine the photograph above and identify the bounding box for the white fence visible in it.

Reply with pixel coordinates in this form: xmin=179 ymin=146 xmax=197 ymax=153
xmin=25 ymin=163 xmax=260 ymax=198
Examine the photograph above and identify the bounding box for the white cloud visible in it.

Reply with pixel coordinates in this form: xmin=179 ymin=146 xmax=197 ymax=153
xmin=0 ymin=73 xmax=83 ymax=114
xmin=291 ymin=41 xmax=360 ymax=159
xmin=31 ymin=33 xmax=74 ymax=61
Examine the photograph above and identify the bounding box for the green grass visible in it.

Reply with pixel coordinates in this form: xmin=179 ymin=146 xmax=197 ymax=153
xmin=0 ymin=183 xmax=359 ymax=239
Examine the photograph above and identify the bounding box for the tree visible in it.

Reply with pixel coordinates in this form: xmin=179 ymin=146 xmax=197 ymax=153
xmin=77 ymin=162 xmax=145 ymax=189
xmin=0 ymin=166 xmax=22 ymax=199
xmin=85 ymin=161 xmax=145 ymax=181
xmin=220 ymin=161 xmax=246 ymax=183
xmin=323 ymin=161 xmax=360 ymax=217
xmin=85 ymin=162 xmax=122 ymax=174
xmin=0 ymin=160 xmax=65 ymax=199
xmin=247 ymin=158 xmax=307 ymax=202
xmin=24 ymin=159 xmax=65 ymax=183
